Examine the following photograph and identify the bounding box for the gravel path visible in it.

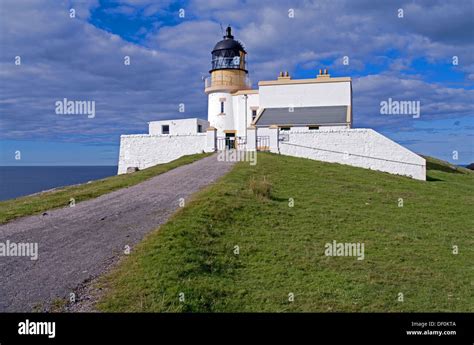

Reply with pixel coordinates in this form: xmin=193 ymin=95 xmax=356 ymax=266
xmin=0 ymin=154 xmax=234 ymax=312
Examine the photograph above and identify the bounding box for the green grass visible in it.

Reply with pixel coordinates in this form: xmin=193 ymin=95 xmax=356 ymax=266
xmin=96 ymin=153 xmax=474 ymax=312
xmin=0 ymin=153 xmax=211 ymax=224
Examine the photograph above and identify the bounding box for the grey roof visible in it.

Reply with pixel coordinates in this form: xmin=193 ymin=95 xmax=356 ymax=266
xmin=255 ymin=106 xmax=348 ymax=126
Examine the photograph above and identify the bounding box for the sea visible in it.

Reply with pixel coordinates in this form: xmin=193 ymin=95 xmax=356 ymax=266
xmin=0 ymin=166 xmax=118 ymax=202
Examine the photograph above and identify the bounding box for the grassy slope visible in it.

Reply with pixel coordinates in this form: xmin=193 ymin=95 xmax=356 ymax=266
xmin=0 ymin=153 xmax=210 ymax=224
xmin=96 ymin=153 xmax=474 ymax=312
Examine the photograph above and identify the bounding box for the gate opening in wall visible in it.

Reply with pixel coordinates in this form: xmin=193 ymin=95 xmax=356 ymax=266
xmin=256 ymin=136 xmax=270 ymax=151
xmin=217 ymin=135 xmax=247 ymax=150
xmin=217 ymin=130 xmax=242 ymax=150
xmin=225 ymin=132 xmax=235 ymax=149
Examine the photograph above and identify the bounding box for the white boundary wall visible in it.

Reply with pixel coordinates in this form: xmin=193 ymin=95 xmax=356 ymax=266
xmin=276 ymin=129 xmax=426 ymax=180
xmin=117 ymin=134 xmax=207 ymax=174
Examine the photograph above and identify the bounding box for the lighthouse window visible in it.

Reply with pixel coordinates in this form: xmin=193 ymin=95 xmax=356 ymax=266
xmin=220 ymin=101 xmax=225 ymax=114
xmin=252 ymin=109 xmax=257 ymax=120
xmin=162 ymin=125 xmax=170 ymax=134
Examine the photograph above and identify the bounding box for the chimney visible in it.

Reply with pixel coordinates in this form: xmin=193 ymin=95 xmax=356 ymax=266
xmin=317 ymin=68 xmax=330 ymax=79
xmin=278 ymin=71 xmax=291 ymax=80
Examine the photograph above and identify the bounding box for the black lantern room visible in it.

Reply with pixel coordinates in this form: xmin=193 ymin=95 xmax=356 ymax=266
xmin=210 ymin=26 xmax=247 ymax=73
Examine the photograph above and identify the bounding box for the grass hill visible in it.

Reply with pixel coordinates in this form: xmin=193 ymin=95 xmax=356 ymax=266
xmin=95 ymin=153 xmax=474 ymax=312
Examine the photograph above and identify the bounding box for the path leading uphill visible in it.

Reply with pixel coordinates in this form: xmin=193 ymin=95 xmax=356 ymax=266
xmin=0 ymin=154 xmax=234 ymax=312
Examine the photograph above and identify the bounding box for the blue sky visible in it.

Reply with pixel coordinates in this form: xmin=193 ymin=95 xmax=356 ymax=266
xmin=0 ymin=0 xmax=473 ymax=165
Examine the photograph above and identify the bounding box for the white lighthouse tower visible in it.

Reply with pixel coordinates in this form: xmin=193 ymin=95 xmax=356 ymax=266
xmin=205 ymin=27 xmax=251 ymax=145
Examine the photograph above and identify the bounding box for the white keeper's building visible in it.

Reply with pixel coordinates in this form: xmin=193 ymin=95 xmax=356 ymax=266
xmin=118 ymin=27 xmax=426 ymax=180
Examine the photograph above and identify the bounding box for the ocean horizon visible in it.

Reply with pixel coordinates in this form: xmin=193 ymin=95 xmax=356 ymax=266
xmin=0 ymin=166 xmax=118 ymax=201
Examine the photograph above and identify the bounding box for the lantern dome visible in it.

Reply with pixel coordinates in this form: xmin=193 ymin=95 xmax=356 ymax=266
xmin=210 ymin=26 xmax=247 ymax=72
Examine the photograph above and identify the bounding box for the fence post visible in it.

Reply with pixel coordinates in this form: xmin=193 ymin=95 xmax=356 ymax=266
xmin=247 ymin=126 xmax=257 ymax=151
xmin=206 ymin=126 xmax=217 ymax=152
xmin=268 ymin=125 xmax=279 ymax=153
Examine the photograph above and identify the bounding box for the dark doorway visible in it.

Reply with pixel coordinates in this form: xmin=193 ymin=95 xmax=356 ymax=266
xmin=225 ymin=133 xmax=236 ymax=149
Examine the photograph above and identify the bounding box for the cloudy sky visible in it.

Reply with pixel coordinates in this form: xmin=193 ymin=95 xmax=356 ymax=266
xmin=0 ymin=0 xmax=473 ymax=165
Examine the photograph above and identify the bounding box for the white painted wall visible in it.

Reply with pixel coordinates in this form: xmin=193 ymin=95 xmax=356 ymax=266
xmin=149 ymin=118 xmax=209 ymax=135
xmin=256 ymin=125 xmax=347 ymax=136
xmin=256 ymin=127 xmax=272 ymax=137
xmin=232 ymin=93 xmax=259 ymax=137
xmin=287 ymin=125 xmax=348 ymax=131
xmin=317 ymin=125 xmax=349 ymax=131
xmin=117 ymin=134 xmax=207 ymax=174
xmin=259 ymin=81 xmax=351 ymax=109
xmin=208 ymin=92 xmax=234 ymax=137
xmin=274 ymin=128 xmax=426 ymax=180
xmin=208 ymin=92 xmax=259 ymax=138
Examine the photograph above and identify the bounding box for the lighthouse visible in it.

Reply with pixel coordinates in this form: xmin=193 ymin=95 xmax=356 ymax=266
xmin=205 ymin=26 xmax=251 ymax=141
xmin=118 ymin=24 xmax=425 ymax=180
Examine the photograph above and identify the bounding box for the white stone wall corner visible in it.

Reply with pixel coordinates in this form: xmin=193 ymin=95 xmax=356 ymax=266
xmin=206 ymin=128 xmax=217 ymax=152
xmin=246 ymin=127 xmax=257 ymax=151
xmin=268 ymin=126 xmax=279 ymax=153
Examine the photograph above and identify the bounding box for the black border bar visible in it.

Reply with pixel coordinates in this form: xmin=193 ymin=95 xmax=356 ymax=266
xmin=0 ymin=313 xmax=472 ymax=345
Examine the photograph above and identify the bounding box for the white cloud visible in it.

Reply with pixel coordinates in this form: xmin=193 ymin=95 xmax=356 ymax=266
xmin=0 ymin=0 xmax=471 ymax=163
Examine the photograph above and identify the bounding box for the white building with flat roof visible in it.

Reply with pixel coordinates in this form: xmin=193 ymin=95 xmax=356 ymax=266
xmin=148 ymin=118 xmax=209 ymax=136
xmin=118 ymin=27 xmax=425 ymax=180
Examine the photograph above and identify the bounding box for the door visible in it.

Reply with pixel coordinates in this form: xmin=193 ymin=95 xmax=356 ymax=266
xmin=225 ymin=133 xmax=236 ymax=149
